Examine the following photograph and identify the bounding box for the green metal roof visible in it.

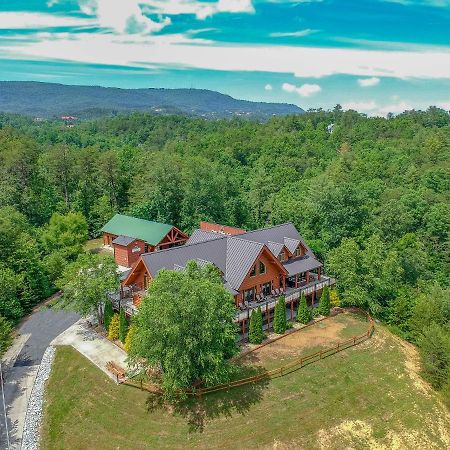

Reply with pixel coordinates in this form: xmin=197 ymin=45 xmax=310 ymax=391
xmin=101 ymin=214 xmax=173 ymax=246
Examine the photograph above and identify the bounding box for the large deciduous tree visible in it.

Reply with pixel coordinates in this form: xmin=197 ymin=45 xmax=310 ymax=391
xmin=57 ymin=253 xmax=119 ymax=323
xmin=128 ymin=261 xmax=238 ymax=397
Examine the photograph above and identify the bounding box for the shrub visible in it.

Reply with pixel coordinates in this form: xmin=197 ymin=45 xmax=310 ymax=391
xmin=418 ymin=323 xmax=450 ymax=390
xmin=124 ymin=325 xmax=135 ymax=353
xmin=329 ymin=289 xmax=340 ymax=307
xmin=0 ymin=316 xmax=13 ymax=356
xmin=103 ymin=300 xmax=113 ymax=331
xmin=318 ymin=286 xmax=331 ymax=316
xmin=249 ymin=307 xmax=264 ymax=344
xmin=119 ymin=309 xmax=128 ymax=343
xmin=273 ymin=296 xmax=287 ymax=334
xmin=108 ymin=313 xmax=120 ymax=340
xmin=296 ymin=293 xmax=312 ymax=324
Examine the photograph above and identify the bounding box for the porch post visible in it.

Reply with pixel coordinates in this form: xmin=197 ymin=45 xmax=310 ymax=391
xmin=295 ymin=274 xmax=298 ymax=288
xmin=306 ymin=271 xmax=310 ymax=283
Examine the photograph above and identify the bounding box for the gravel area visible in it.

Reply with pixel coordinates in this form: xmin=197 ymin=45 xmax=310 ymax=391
xmin=21 ymin=346 xmax=55 ymax=450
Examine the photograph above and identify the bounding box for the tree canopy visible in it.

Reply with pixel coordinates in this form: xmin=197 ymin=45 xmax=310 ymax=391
xmin=129 ymin=260 xmax=239 ymax=396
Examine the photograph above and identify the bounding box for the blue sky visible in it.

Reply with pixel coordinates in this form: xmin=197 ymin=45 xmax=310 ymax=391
xmin=1 ymin=0 xmax=450 ymax=115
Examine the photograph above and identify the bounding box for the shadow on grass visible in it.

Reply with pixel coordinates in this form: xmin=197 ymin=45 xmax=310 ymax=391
xmin=145 ymin=364 xmax=270 ymax=433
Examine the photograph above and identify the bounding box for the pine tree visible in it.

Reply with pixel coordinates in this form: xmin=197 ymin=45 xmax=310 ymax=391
xmin=103 ymin=300 xmax=113 ymax=331
xmin=318 ymin=286 xmax=331 ymax=316
xmin=273 ymin=296 xmax=287 ymax=334
xmin=119 ymin=308 xmax=128 ymax=343
xmin=108 ymin=313 xmax=120 ymax=340
xmin=296 ymin=293 xmax=312 ymax=324
xmin=124 ymin=325 xmax=135 ymax=353
xmin=249 ymin=307 xmax=264 ymax=344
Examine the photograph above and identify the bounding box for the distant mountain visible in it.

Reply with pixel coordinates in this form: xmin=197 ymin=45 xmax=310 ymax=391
xmin=0 ymin=81 xmax=303 ymax=119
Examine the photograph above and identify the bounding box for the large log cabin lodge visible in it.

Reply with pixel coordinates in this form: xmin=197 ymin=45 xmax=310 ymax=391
xmin=105 ymin=217 xmax=335 ymax=338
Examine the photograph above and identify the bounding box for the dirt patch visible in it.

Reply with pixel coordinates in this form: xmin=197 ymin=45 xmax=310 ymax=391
xmin=317 ymin=417 xmax=450 ymax=450
xmin=243 ymin=313 xmax=363 ymax=364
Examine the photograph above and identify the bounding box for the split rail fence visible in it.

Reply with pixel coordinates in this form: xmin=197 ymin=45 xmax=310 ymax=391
xmin=121 ymin=310 xmax=375 ymax=397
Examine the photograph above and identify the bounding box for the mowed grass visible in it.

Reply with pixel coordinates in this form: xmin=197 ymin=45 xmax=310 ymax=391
xmin=41 ymin=314 xmax=450 ymax=450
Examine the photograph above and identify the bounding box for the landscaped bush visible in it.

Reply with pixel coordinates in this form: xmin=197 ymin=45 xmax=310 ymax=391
xmin=249 ymin=307 xmax=264 ymax=344
xmin=119 ymin=309 xmax=128 ymax=343
xmin=330 ymin=289 xmax=340 ymax=307
xmin=297 ymin=293 xmax=312 ymax=324
xmin=318 ymin=286 xmax=331 ymax=316
xmin=273 ymin=296 xmax=287 ymax=334
xmin=104 ymin=300 xmax=113 ymax=331
xmin=108 ymin=313 xmax=120 ymax=340
xmin=124 ymin=325 xmax=135 ymax=353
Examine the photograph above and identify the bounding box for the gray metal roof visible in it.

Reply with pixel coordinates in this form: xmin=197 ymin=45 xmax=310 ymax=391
xmin=283 ymin=256 xmax=322 ymax=276
xmin=267 ymin=241 xmax=284 ymax=257
xmin=112 ymin=235 xmax=136 ymax=246
xmin=284 ymin=237 xmax=301 ymax=254
xmin=186 ymin=229 xmax=223 ymax=245
xmin=139 ymin=222 xmax=320 ymax=293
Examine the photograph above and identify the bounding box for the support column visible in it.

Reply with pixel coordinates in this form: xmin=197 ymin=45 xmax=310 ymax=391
xmin=306 ymin=271 xmax=310 ymax=283
xmin=295 ymin=274 xmax=298 ymax=288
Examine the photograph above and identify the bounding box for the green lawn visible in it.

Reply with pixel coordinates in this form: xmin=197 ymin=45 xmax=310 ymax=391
xmin=84 ymin=238 xmax=112 ymax=255
xmin=41 ymin=317 xmax=449 ymax=450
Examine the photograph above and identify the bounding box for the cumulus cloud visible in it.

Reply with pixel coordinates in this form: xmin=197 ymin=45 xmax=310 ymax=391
xmin=265 ymin=83 xmax=273 ymax=90
xmin=270 ymin=29 xmax=318 ymax=37
xmin=282 ymin=82 xmax=321 ymax=97
xmin=0 ymin=12 xmax=95 ymax=29
xmin=342 ymin=100 xmax=378 ymax=112
xmin=357 ymin=77 xmax=380 ymax=87
xmin=77 ymin=0 xmax=171 ymax=34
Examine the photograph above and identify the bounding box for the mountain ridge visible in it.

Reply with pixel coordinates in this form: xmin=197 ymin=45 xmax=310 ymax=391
xmin=0 ymin=81 xmax=304 ymax=119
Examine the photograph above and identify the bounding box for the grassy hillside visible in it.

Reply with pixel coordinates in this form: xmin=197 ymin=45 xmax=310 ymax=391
xmin=0 ymin=81 xmax=303 ymax=119
xmin=41 ymin=317 xmax=449 ymax=449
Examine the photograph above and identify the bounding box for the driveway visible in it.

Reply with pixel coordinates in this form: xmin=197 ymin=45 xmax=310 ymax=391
xmin=0 ymin=306 xmax=79 ymax=450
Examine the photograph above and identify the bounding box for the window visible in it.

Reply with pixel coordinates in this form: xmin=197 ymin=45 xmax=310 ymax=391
xmin=262 ymin=282 xmax=271 ymax=297
xmin=295 ymin=247 xmax=302 ymax=257
xmin=278 ymin=252 xmax=286 ymax=262
xmin=259 ymin=261 xmax=266 ymax=274
xmin=250 ymin=265 xmax=256 ymax=277
xmin=244 ymin=288 xmax=255 ymax=303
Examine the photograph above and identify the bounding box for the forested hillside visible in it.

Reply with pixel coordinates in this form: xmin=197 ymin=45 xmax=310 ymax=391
xmin=0 ymin=107 xmax=449 ymax=401
xmin=0 ymin=81 xmax=303 ymax=119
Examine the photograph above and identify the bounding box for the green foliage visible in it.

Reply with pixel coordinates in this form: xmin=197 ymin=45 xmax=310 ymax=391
xmin=418 ymin=323 xmax=450 ymax=390
xmin=129 ymin=261 xmax=238 ymax=397
xmin=119 ymin=309 xmax=128 ymax=343
xmin=273 ymin=296 xmax=287 ymax=334
xmin=41 ymin=212 xmax=88 ymax=260
xmin=0 ymin=316 xmax=13 ymax=356
xmin=0 ymin=265 xmax=23 ymax=322
xmin=249 ymin=307 xmax=264 ymax=344
xmin=296 ymin=293 xmax=312 ymax=324
xmin=318 ymin=286 xmax=331 ymax=316
xmin=57 ymin=253 xmax=119 ymax=322
xmin=124 ymin=324 xmax=135 ymax=353
xmin=329 ymin=289 xmax=340 ymax=307
xmin=103 ymin=300 xmax=114 ymax=331
xmin=108 ymin=314 xmax=120 ymax=341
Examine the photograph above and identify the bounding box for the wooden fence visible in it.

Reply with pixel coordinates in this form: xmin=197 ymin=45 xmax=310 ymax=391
xmin=121 ymin=310 xmax=374 ymax=397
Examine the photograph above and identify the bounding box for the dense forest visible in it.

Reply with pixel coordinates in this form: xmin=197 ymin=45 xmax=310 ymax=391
xmin=0 ymin=107 xmax=449 ymax=401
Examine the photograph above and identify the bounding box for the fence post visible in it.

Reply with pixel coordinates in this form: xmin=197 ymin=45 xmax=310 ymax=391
xmin=353 ymin=336 xmax=356 ymax=345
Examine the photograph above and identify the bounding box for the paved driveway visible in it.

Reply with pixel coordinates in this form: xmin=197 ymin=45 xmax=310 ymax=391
xmin=0 ymin=306 xmax=79 ymax=450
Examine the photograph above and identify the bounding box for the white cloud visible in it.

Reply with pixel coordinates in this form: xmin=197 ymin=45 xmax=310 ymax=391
xmin=377 ymin=100 xmax=413 ymax=115
xmin=265 ymin=83 xmax=273 ymax=90
xmin=342 ymin=100 xmax=378 ymax=112
xmin=270 ymin=29 xmax=318 ymax=38
xmin=4 ymin=31 xmax=450 ymax=80
xmin=357 ymin=77 xmax=380 ymax=87
xmin=76 ymin=0 xmax=171 ymax=34
xmin=282 ymin=82 xmax=321 ymax=97
xmin=0 ymin=12 xmax=95 ymax=29
xmin=436 ymin=101 xmax=450 ymax=110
